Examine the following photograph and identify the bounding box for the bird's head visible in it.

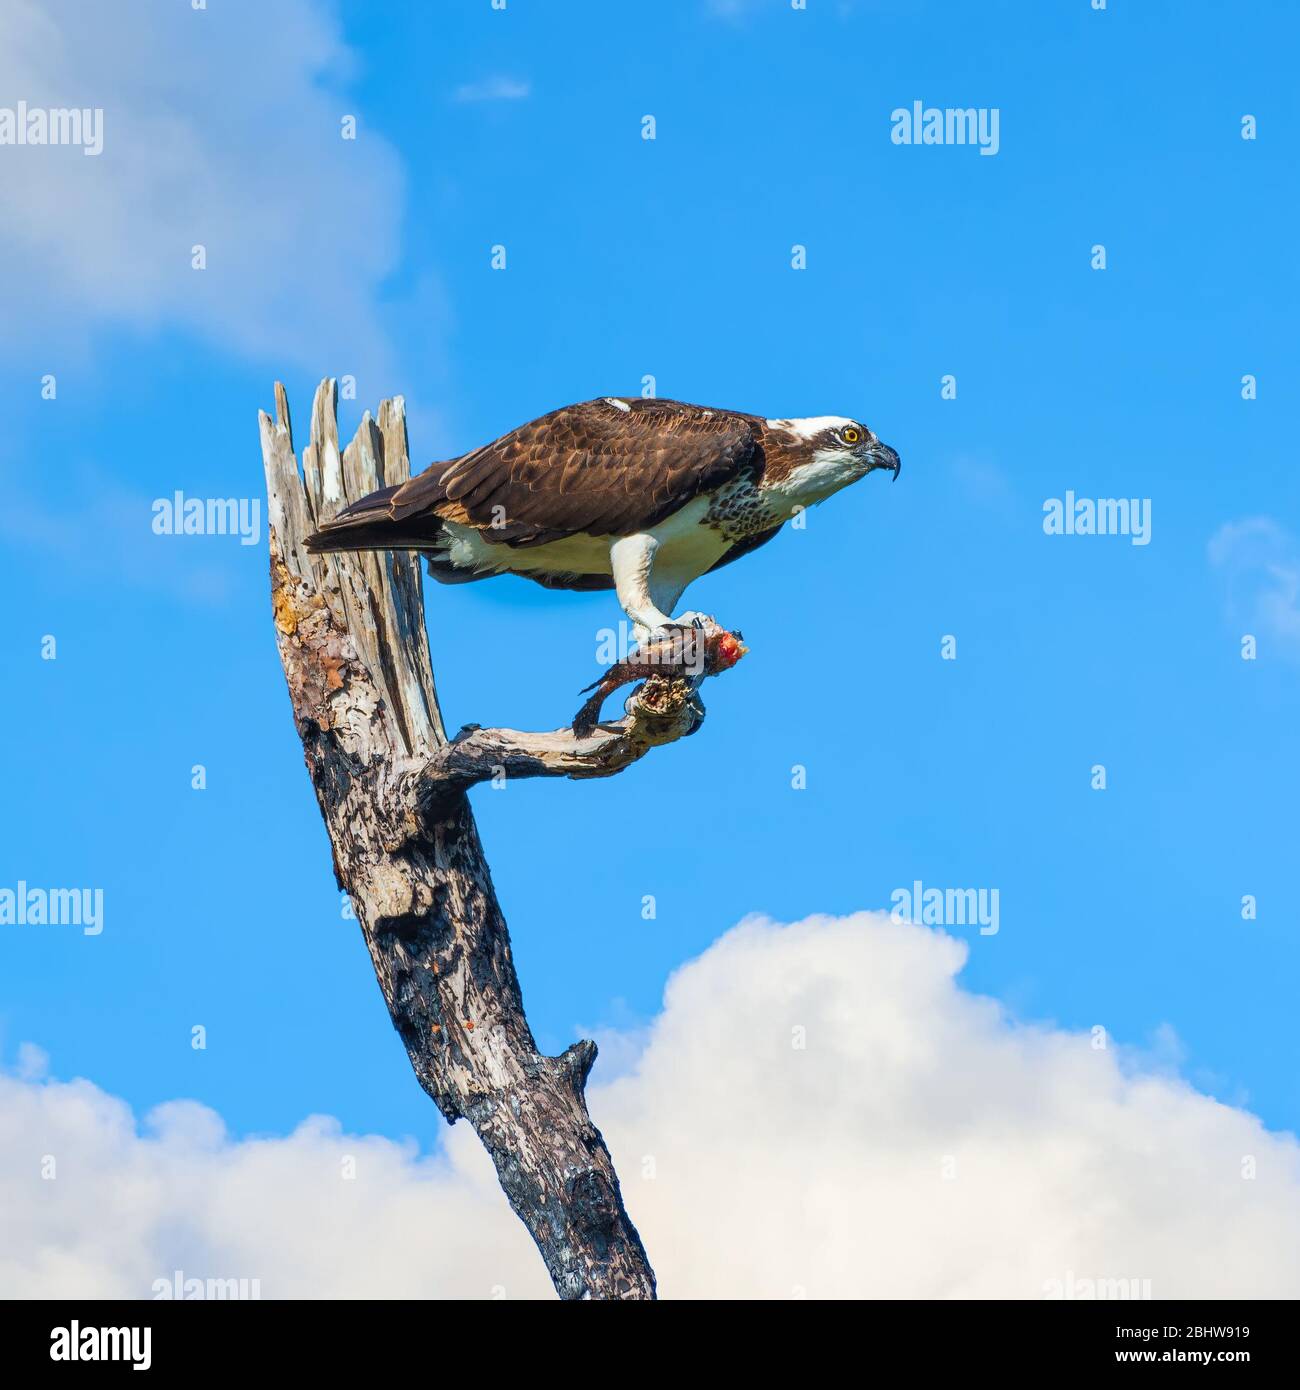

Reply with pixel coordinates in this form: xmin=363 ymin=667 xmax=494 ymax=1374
xmin=813 ymin=419 xmax=901 ymax=482
xmin=764 ymin=415 xmax=901 ymax=505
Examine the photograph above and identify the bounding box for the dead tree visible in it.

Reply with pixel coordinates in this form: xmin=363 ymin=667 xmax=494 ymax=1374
xmin=258 ymin=380 xmax=737 ymax=1300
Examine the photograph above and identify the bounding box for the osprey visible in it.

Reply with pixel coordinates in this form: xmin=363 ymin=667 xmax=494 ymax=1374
xmin=305 ymin=396 xmax=900 ymax=638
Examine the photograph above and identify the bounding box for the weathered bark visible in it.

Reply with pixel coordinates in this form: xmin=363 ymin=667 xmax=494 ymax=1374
xmin=259 ymin=380 xmax=738 ymax=1300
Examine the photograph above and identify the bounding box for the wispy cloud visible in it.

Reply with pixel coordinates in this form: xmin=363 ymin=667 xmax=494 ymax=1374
xmin=0 ymin=461 xmax=242 ymax=605
xmin=950 ymin=453 xmax=1016 ymax=511
xmin=0 ymin=0 xmax=405 ymax=379
xmin=452 ymin=76 xmax=531 ymax=104
xmin=1209 ymin=517 xmax=1300 ymax=661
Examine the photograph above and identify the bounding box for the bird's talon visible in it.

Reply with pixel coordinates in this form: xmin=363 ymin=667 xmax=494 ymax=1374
xmin=659 ymin=611 xmax=709 ymax=634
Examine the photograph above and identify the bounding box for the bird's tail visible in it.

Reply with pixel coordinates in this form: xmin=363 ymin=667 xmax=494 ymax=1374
xmin=304 ymin=485 xmax=441 ymax=554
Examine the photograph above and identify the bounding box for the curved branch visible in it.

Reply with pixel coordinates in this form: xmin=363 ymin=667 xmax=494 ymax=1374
xmin=410 ymin=672 xmax=707 ymax=806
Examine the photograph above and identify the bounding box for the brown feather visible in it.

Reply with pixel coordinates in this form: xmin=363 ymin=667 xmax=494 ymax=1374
xmin=305 ymin=398 xmax=806 ymax=564
xmin=411 ymin=397 xmax=763 ymax=544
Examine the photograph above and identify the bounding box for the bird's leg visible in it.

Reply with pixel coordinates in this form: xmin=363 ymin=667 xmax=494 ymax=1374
xmin=610 ymin=534 xmax=674 ymax=645
xmin=648 ymin=570 xmax=704 ymax=640
xmin=648 ymin=574 xmax=711 ymax=670
xmin=610 ymin=536 xmax=714 ymax=678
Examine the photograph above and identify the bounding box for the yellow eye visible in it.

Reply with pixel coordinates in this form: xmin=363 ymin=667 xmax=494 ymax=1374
xmin=842 ymin=428 xmax=860 ymax=443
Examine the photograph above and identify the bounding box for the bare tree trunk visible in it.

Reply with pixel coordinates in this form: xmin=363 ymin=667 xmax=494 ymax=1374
xmin=258 ymin=381 xmax=735 ymax=1300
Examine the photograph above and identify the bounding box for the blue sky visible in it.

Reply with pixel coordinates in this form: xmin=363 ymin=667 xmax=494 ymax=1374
xmin=3 ymin=0 xmax=1298 ymax=1164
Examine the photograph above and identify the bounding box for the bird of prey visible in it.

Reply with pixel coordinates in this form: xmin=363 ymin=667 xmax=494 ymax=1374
xmin=305 ymin=396 xmax=900 ymax=639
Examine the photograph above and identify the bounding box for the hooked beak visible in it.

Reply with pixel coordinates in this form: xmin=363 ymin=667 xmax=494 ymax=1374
xmin=868 ymin=442 xmax=901 ymax=482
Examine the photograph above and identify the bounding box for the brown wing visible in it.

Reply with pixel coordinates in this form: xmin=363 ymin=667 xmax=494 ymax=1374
xmin=389 ymin=397 xmax=761 ymax=547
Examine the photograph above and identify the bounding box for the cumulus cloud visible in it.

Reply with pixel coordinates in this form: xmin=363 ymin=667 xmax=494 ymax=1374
xmin=0 ymin=1046 xmax=548 ymax=1300
xmin=451 ymin=76 xmax=531 ymax=104
xmin=0 ymin=0 xmax=405 ymax=374
xmin=606 ymin=914 xmax=1300 ymax=1298
xmin=1209 ymin=517 xmax=1300 ymax=661
xmin=4 ymin=913 xmax=1299 ymax=1299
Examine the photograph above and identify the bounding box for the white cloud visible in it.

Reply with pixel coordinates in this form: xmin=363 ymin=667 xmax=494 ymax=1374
xmin=4 ymin=913 xmax=1300 ymax=1299
xmin=451 ymin=76 xmax=531 ymax=104
xmin=1209 ymin=517 xmax=1300 ymax=661
xmin=604 ymin=914 xmax=1300 ymax=1297
xmin=0 ymin=1046 xmax=548 ymax=1300
xmin=0 ymin=0 xmax=405 ymax=375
